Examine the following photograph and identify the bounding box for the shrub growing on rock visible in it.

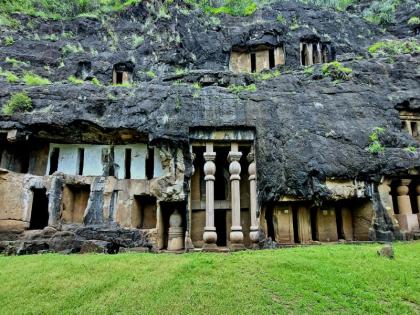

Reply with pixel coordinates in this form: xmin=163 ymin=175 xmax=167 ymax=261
xmin=368 ymin=40 xmax=420 ymax=56
xmin=2 ymin=92 xmax=32 ymax=115
xmin=322 ymin=61 xmax=352 ymax=81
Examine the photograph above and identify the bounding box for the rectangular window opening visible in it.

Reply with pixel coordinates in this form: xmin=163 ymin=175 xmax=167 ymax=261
xmin=292 ymin=206 xmax=300 ymax=243
xmin=269 ymin=48 xmax=275 ymax=69
xmin=250 ymin=53 xmax=256 ymax=73
xmin=146 ymin=147 xmax=154 ymax=180
xmin=125 ymin=148 xmax=132 ymax=179
xmin=77 ymin=148 xmax=84 ymax=176
xmin=49 ymin=148 xmax=59 ymax=175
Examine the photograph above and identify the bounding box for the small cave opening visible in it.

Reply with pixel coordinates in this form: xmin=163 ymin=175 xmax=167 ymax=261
xmin=269 ymin=48 xmax=275 ymax=69
xmin=265 ymin=204 xmax=275 ymax=241
xmin=310 ymin=207 xmax=318 ymax=241
xmin=75 ymin=61 xmax=92 ymax=80
xmin=214 ymin=147 xmax=230 ymax=201
xmin=335 ymin=206 xmax=345 ymax=240
xmin=250 ymin=53 xmax=257 ymax=73
xmin=215 ymin=210 xmax=227 ymax=246
xmin=113 ymin=62 xmax=134 ymax=85
xmin=292 ymin=205 xmax=300 ymax=243
xmin=62 ymin=184 xmax=90 ymax=223
xmin=29 ymin=188 xmax=49 ymax=230
xmin=133 ymin=195 xmax=157 ymax=229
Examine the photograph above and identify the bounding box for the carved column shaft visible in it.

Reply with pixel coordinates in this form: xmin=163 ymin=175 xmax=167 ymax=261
xmin=228 ymin=143 xmax=244 ymax=248
xmin=397 ymin=179 xmax=412 ymax=215
xmin=203 ymin=143 xmax=217 ymax=248
xmin=248 ymin=150 xmax=259 ymax=244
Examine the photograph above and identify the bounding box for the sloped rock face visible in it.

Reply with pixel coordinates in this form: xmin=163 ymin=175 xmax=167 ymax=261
xmin=0 ymin=0 xmax=419 ymax=244
xmin=0 ymin=225 xmax=154 ymax=255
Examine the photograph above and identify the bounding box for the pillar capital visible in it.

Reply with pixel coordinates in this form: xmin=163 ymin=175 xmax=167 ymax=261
xmin=400 ymin=179 xmax=412 ymax=187
xmin=203 ymin=151 xmax=216 ymax=161
xmin=228 ymin=151 xmax=242 ymax=163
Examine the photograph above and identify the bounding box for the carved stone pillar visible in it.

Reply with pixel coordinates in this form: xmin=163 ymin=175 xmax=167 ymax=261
xmin=203 ymin=143 xmax=217 ymax=250
xmin=416 ymin=184 xmax=420 ymax=228
xmin=397 ymin=179 xmax=412 ymax=215
xmin=247 ymin=150 xmax=259 ymax=246
xmin=228 ymin=143 xmax=244 ymax=249
xmin=396 ymin=179 xmax=419 ymax=232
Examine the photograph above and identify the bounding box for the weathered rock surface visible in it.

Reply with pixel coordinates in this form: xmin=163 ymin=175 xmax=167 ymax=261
xmin=0 ymin=0 xmax=419 ymax=247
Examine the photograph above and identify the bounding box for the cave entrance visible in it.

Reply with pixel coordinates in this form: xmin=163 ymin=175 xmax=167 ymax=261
xmin=29 ymin=188 xmax=49 ymax=230
xmin=215 ymin=210 xmax=227 ymax=246
xmin=62 ymin=184 xmax=90 ymax=223
xmin=310 ymin=207 xmax=318 ymax=241
xmin=292 ymin=206 xmax=300 ymax=243
xmin=335 ymin=207 xmax=345 ymax=240
xmin=265 ymin=204 xmax=275 ymax=241
xmin=214 ymin=146 xmax=230 ymax=201
xmin=132 ymin=195 xmax=157 ymax=229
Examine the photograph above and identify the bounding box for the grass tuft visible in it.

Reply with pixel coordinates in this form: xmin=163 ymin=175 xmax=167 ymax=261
xmin=23 ymin=72 xmax=51 ymax=85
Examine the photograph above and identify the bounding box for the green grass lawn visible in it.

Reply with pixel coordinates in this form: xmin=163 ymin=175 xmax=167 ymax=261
xmin=0 ymin=242 xmax=419 ymax=315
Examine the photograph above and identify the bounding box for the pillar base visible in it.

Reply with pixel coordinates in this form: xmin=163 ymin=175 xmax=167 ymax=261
xmin=229 ymin=227 xmax=244 ymax=250
xmin=250 ymin=226 xmax=259 ymax=244
xmin=395 ymin=214 xmax=420 ymax=232
xmin=203 ymin=227 xmax=217 ymax=246
xmin=202 ymin=243 xmax=219 ymax=252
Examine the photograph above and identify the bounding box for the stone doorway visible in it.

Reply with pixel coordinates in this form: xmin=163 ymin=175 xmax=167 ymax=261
xmin=62 ymin=185 xmax=90 ymax=223
xmin=160 ymin=201 xmax=186 ymax=250
xmin=29 ymin=188 xmax=49 ymax=229
xmin=215 ymin=210 xmax=227 ymax=246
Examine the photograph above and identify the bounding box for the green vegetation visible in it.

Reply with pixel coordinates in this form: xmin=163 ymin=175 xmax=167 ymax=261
xmin=304 ymin=65 xmax=314 ymax=76
xmin=228 ymin=83 xmax=257 ymax=94
xmin=276 ymin=14 xmax=286 ymax=24
xmin=131 ymin=34 xmax=144 ymax=49
xmin=368 ymin=127 xmax=385 ymax=154
xmin=362 ymin=0 xmax=400 ymax=26
xmin=91 ymin=77 xmax=102 ymax=86
xmin=407 ymin=16 xmax=420 ymax=25
xmin=289 ymin=16 xmax=300 ymax=30
xmin=0 ymin=14 xmax=20 ymax=28
xmin=368 ymin=40 xmax=420 ymax=56
xmin=4 ymin=36 xmax=14 ymax=46
xmin=186 ymin=0 xmax=257 ymax=17
xmin=5 ymin=57 xmax=28 ymax=68
xmin=67 ymin=75 xmax=84 ymax=85
xmin=23 ymin=72 xmax=51 ymax=85
xmin=0 ymin=0 xmax=142 ymax=20
xmin=322 ymin=61 xmax=352 ymax=81
xmin=0 ymin=68 xmax=19 ymax=83
xmin=404 ymin=146 xmax=417 ymax=153
xmin=2 ymin=92 xmax=32 ymax=115
xmin=146 ymin=70 xmax=156 ymax=79
xmin=0 ymin=243 xmax=419 ymax=314
xmin=297 ymin=0 xmax=356 ymax=12
xmin=61 ymin=43 xmax=85 ymax=56
xmin=175 ymin=68 xmax=189 ymax=76
xmin=252 ymin=69 xmax=281 ymax=81
xmin=192 ymin=82 xmax=201 ymax=90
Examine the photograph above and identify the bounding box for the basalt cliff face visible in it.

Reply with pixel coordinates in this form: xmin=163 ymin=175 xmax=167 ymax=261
xmin=0 ymin=0 xmax=419 ymax=253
